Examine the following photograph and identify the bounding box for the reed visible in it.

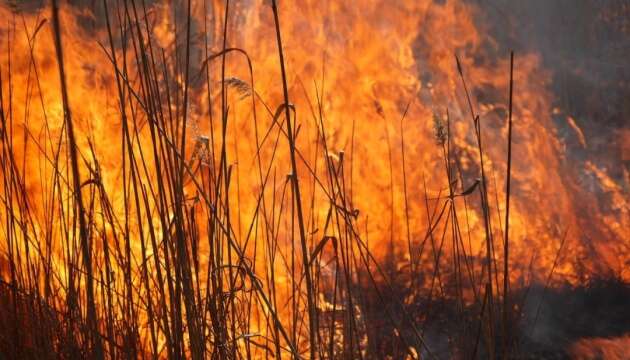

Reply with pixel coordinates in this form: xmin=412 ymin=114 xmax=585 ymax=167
xmin=0 ymin=1 xmax=573 ymax=359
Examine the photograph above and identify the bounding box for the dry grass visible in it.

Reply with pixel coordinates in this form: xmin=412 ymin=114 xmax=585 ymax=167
xmin=0 ymin=1 xmax=597 ymax=359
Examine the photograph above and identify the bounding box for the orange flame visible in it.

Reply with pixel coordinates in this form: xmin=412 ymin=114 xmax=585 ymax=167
xmin=0 ymin=0 xmax=628 ymax=357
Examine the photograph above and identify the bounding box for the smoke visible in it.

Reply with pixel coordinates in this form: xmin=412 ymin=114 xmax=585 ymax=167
xmin=473 ymin=0 xmax=630 ymax=171
xmin=464 ymin=0 xmax=630 ymax=279
xmin=519 ymin=279 xmax=630 ymax=357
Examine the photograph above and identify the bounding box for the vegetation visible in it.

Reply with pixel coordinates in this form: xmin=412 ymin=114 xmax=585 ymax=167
xmin=0 ymin=0 xmax=621 ymax=359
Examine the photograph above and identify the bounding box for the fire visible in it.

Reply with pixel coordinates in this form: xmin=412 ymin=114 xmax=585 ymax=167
xmin=0 ymin=0 xmax=628 ymax=358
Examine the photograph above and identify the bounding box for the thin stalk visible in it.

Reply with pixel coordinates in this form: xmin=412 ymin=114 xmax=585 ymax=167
xmin=50 ymin=1 xmax=103 ymax=357
xmin=270 ymin=1 xmax=318 ymax=357
xmin=502 ymin=51 xmax=514 ymax=355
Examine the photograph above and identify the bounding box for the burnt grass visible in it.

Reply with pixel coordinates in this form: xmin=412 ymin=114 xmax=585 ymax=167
xmin=4 ymin=270 xmax=628 ymax=359
xmin=352 ymin=269 xmax=630 ymax=359
xmin=518 ymin=278 xmax=630 ymax=358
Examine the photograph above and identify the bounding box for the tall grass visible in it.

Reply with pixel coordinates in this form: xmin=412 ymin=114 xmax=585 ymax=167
xmin=0 ymin=1 xmax=531 ymax=359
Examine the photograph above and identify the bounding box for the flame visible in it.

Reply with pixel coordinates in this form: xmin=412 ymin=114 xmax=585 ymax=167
xmin=569 ymin=335 xmax=630 ymax=360
xmin=0 ymin=0 xmax=628 ymax=357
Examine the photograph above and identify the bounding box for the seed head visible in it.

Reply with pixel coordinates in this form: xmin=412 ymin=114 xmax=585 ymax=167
xmin=433 ymin=113 xmax=447 ymax=146
xmin=224 ymin=77 xmax=252 ymax=100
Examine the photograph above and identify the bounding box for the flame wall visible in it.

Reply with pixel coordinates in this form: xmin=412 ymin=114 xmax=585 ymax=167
xmin=0 ymin=0 xmax=628 ymax=357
